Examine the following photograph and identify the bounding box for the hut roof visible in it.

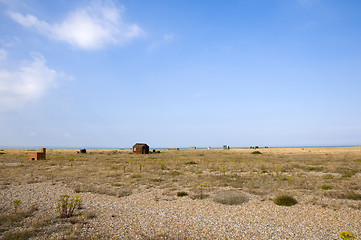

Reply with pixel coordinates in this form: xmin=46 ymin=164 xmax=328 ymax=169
xmin=133 ymin=143 xmax=149 ymax=148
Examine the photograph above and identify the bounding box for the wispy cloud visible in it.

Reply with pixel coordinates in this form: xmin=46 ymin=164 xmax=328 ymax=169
xmin=8 ymin=0 xmax=144 ymax=50
xmin=0 ymin=36 xmax=21 ymax=47
xmin=147 ymin=33 xmax=174 ymax=52
xmin=0 ymin=52 xmax=61 ymax=111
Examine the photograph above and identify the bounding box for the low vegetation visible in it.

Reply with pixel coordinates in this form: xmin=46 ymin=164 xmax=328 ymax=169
xmin=56 ymin=195 xmax=82 ymax=218
xmin=251 ymin=151 xmax=262 ymax=154
xmin=0 ymin=147 xmax=361 ymax=238
xmin=274 ymin=195 xmax=298 ymax=206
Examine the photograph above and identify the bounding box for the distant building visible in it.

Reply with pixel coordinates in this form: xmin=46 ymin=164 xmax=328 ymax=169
xmin=132 ymin=143 xmax=149 ymax=154
xmin=223 ymin=145 xmax=230 ymax=150
xmin=29 ymin=148 xmax=46 ymax=160
xmin=189 ymin=146 xmax=197 ymax=149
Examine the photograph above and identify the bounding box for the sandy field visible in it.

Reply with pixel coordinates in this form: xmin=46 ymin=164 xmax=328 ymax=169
xmin=0 ymin=147 xmax=360 ymax=239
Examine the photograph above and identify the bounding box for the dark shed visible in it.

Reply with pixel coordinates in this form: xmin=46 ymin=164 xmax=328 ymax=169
xmin=132 ymin=143 xmax=149 ymax=154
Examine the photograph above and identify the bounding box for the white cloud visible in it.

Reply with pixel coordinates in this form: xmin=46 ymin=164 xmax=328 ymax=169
xmin=0 ymin=49 xmax=6 ymax=61
xmin=0 ymin=53 xmax=60 ymax=111
xmin=8 ymin=0 xmax=143 ymax=50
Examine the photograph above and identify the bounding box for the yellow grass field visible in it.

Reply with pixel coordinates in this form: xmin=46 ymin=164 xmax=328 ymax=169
xmin=0 ymin=147 xmax=360 ymax=239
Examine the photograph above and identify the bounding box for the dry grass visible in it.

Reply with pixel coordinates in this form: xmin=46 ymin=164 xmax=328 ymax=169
xmin=1 ymin=147 xmax=361 ymax=237
xmin=1 ymin=147 xmax=361 ymax=199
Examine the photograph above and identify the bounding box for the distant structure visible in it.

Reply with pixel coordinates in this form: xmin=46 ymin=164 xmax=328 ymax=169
xmin=223 ymin=145 xmax=230 ymax=150
xmin=133 ymin=143 xmax=149 ymax=154
xmin=80 ymin=149 xmax=87 ymax=153
xmin=168 ymin=148 xmax=180 ymax=150
xmin=189 ymin=146 xmax=197 ymax=150
xmin=29 ymin=148 xmax=46 ymax=160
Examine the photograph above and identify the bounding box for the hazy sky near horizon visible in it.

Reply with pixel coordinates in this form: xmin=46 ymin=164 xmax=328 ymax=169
xmin=0 ymin=0 xmax=360 ymax=148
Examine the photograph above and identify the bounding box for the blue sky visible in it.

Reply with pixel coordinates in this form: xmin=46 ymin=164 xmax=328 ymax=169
xmin=0 ymin=0 xmax=360 ymax=148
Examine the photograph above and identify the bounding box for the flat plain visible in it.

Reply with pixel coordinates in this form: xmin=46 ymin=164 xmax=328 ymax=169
xmin=0 ymin=147 xmax=360 ymax=239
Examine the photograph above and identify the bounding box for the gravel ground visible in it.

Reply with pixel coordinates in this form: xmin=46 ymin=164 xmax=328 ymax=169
xmin=1 ymin=182 xmax=360 ymax=239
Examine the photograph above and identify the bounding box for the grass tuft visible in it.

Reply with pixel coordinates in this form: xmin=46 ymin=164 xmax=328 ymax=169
xmin=274 ymin=195 xmax=298 ymax=206
xmin=177 ymin=191 xmax=188 ymax=197
xmin=2 ymin=229 xmax=38 ymax=240
xmin=320 ymin=185 xmax=333 ymax=190
xmin=251 ymin=151 xmax=262 ymax=154
xmin=186 ymin=161 xmax=197 ymax=165
xmin=344 ymin=192 xmax=361 ymax=200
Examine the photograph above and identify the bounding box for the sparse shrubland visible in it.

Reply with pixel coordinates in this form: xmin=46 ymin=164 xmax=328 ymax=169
xmin=0 ymin=147 xmax=361 ymax=238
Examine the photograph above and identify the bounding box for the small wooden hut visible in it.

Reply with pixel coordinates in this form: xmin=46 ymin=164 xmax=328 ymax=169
xmin=132 ymin=143 xmax=149 ymax=154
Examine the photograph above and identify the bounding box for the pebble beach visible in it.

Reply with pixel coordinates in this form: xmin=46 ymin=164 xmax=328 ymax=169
xmin=1 ymin=182 xmax=360 ymax=239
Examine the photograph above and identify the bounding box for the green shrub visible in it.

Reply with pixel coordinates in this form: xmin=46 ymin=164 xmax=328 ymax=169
xmin=341 ymin=170 xmax=357 ymax=179
xmin=56 ymin=195 xmax=82 ymax=218
xmin=171 ymin=170 xmax=182 ymax=176
xmin=274 ymin=195 xmax=298 ymax=206
xmin=177 ymin=191 xmax=188 ymax=197
xmin=251 ymin=151 xmax=262 ymax=154
xmin=340 ymin=231 xmax=356 ymax=240
xmin=186 ymin=161 xmax=197 ymax=165
xmin=320 ymin=185 xmax=333 ymax=190
xmin=12 ymin=199 xmax=22 ymax=212
xmin=130 ymin=174 xmax=142 ymax=178
xmin=323 ymin=174 xmax=334 ymax=180
xmin=344 ymin=192 xmax=361 ymax=200
xmin=306 ymin=166 xmax=323 ymax=172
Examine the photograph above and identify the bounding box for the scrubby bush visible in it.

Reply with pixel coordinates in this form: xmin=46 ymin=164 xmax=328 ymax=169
xmin=251 ymin=151 xmax=262 ymax=154
xmin=340 ymin=231 xmax=356 ymax=240
xmin=56 ymin=195 xmax=82 ymax=218
xmin=177 ymin=191 xmax=188 ymax=197
xmin=12 ymin=199 xmax=22 ymax=212
xmin=274 ymin=195 xmax=297 ymax=206
xmin=320 ymin=185 xmax=333 ymax=190
xmin=130 ymin=174 xmax=142 ymax=178
xmin=186 ymin=161 xmax=197 ymax=165
xmin=344 ymin=192 xmax=361 ymax=200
